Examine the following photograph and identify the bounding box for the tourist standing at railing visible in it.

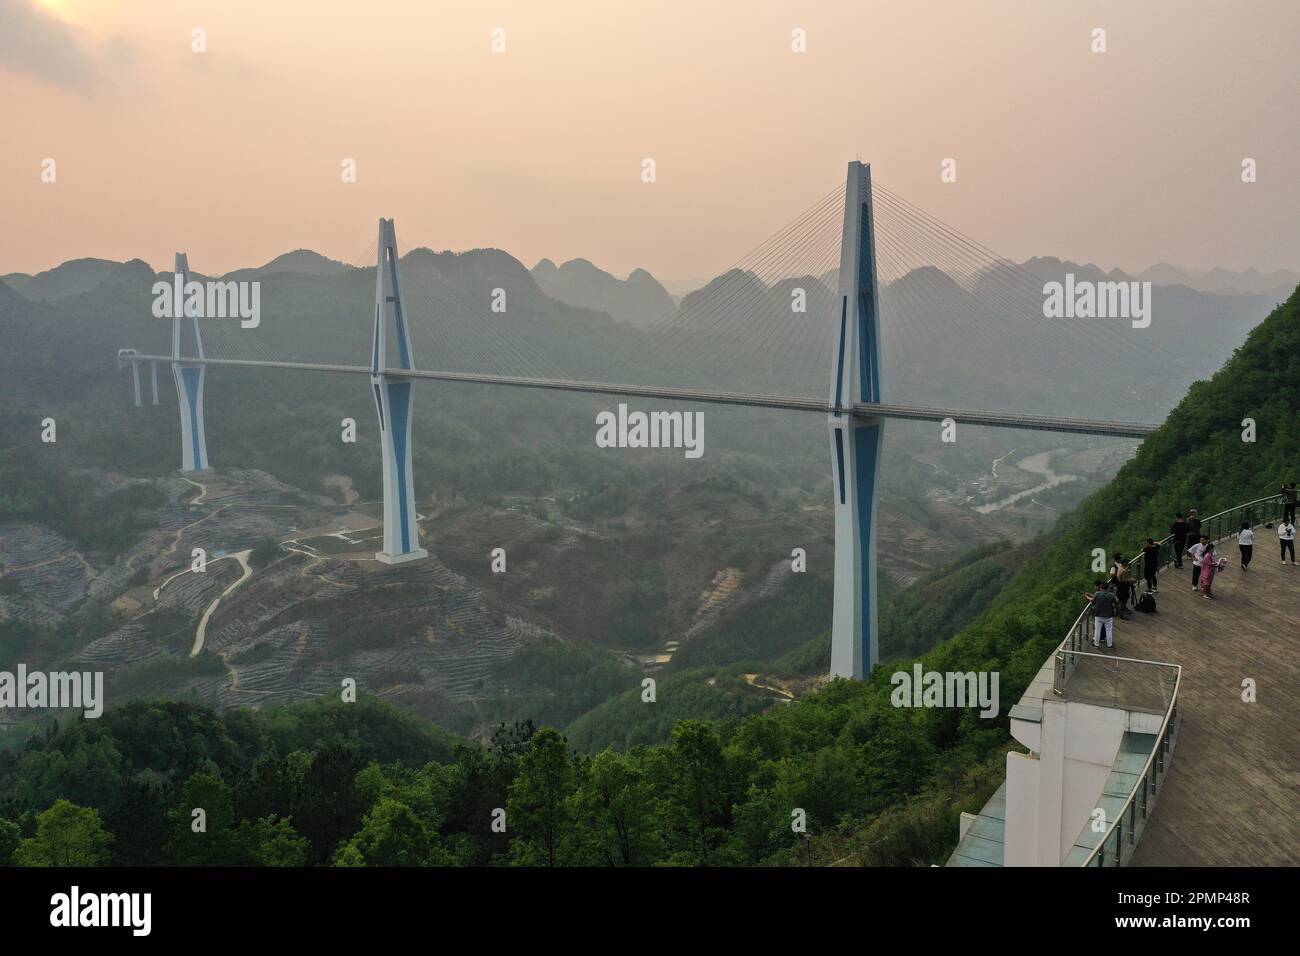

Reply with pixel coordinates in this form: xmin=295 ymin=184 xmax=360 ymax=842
xmin=1186 ymin=509 xmax=1202 ymax=545
xmin=1084 ymin=581 xmax=1117 ymax=649
xmin=1200 ymin=542 xmax=1224 ymax=598
xmin=1186 ymin=535 xmax=1209 ymax=591
xmin=1282 ymin=483 xmax=1298 ymax=525
xmin=1280 ymin=519 xmax=1297 ymax=565
xmin=1170 ymin=514 xmax=1190 ymax=568
xmin=1111 ymin=554 xmax=1134 ymax=618
xmin=1141 ymin=538 xmax=1160 ymax=592
xmin=1238 ymin=523 xmax=1255 ymax=571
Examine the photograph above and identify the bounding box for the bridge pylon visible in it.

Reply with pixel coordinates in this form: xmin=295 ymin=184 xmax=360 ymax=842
xmin=171 ymin=253 xmax=210 ymax=473
xmin=828 ymin=161 xmax=884 ymax=680
xmin=370 ymin=219 xmax=428 ymax=565
xmin=117 ymin=348 xmax=143 ymax=407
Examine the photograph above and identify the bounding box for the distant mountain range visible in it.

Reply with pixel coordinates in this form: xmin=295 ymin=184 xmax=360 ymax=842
xmin=0 ymin=247 xmax=1290 ymax=422
xmin=531 ymin=258 xmax=675 ymax=328
xmin=2 ymin=257 xmax=157 ymax=304
xmin=6 ymin=250 xmax=1293 ymax=326
xmin=1018 ymin=257 xmax=1298 ymax=300
xmin=1134 ymin=263 xmax=1299 ymax=298
xmin=223 ymin=249 xmax=353 ymax=282
xmin=0 ymin=250 xmax=352 ymax=306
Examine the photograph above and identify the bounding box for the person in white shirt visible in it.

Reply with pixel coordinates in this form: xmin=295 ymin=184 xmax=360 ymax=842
xmin=1280 ymin=521 xmax=1297 ymax=564
xmin=1238 ymin=523 xmax=1255 ymax=571
xmin=1186 ymin=536 xmax=1208 ymax=591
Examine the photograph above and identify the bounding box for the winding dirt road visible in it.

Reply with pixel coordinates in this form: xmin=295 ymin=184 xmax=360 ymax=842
xmin=190 ymin=549 xmax=252 ymax=656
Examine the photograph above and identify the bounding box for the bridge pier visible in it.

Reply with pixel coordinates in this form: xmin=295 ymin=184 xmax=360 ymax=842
xmin=130 ymin=360 xmax=142 ymax=407
xmin=828 ymin=161 xmax=885 ymax=680
xmin=151 ymin=360 xmax=159 ymax=404
xmin=171 ymin=253 xmax=210 ymax=473
xmin=370 ymin=219 xmax=427 ymax=565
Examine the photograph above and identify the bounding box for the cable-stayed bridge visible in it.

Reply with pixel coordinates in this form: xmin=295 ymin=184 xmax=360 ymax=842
xmin=116 ymin=161 xmax=1163 ymax=681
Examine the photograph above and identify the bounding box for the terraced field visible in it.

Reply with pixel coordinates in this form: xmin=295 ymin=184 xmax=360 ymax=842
xmin=2 ymin=460 xmax=1038 ymax=740
xmin=0 ymin=524 xmax=96 ymax=625
xmin=195 ymin=551 xmax=537 ymax=718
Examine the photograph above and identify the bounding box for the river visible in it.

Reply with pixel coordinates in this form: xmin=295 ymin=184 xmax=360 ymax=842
xmin=976 ymin=449 xmax=1078 ymax=514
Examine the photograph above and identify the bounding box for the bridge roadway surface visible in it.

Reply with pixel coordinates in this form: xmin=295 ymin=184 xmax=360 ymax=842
xmin=124 ymin=355 xmax=1158 ymax=439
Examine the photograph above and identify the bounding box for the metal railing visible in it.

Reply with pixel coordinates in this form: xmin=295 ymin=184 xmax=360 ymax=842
xmin=1053 ymin=494 xmax=1284 ymax=695
xmin=1055 ymin=650 xmax=1179 ymax=712
xmin=1082 ymin=659 xmax=1181 ymax=866
xmin=1126 ymin=494 xmax=1285 ymax=584
xmin=1048 ymin=494 xmax=1283 ymax=866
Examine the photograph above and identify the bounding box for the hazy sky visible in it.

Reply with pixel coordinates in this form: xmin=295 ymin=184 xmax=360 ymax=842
xmin=3 ymin=0 xmax=1297 ymax=279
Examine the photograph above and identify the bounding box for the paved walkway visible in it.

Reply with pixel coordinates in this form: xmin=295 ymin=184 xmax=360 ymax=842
xmin=1110 ymin=554 xmax=1300 ymax=865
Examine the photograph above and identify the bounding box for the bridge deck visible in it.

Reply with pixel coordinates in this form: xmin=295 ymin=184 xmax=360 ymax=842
xmin=116 ymin=354 xmax=1158 ymax=438
xmin=1110 ymin=554 xmax=1300 ymax=865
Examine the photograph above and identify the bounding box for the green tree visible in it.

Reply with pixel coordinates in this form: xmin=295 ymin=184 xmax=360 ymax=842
xmin=242 ymin=815 xmax=309 ymax=867
xmin=506 ymin=728 xmax=576 ymax=866
xmin=104 ymin=778 xmax=169 ymax=866
xmin=442 ymin=743 xmax=511 ymax=866
xmin=666 ymin=721 xmax=727 ymax=865
xmin=334 ymin=797 xmax=447 ymax=866
xmin=235 ymin=756 xmax=295 ymax=824
xmin=569 ymin=747 xmax=660 ymax=865
xmin=332 ymin=843 xmax=366 ymax=867
xmin=14 ymin=799 xmax=113 ymax=866
xmin=167 ymin=772 xmax=244 ymax=865
xmin=0 ymin=818 xmax=20 ymax=866
xmin=291 ymin=745 xmax=364 ymax=864
xmin=248 ymin=537 xmax=282 ymax=569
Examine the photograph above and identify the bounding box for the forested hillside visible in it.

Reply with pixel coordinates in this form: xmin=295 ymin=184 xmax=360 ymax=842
xmin=4 ymin=286 xmax=1293 ymax=867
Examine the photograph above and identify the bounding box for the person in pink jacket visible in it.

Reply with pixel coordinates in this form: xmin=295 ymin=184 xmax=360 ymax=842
xmin=1200 ymin=542 xmax=1223 ymax=598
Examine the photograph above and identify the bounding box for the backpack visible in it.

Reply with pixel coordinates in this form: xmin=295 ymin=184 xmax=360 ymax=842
xmin=1135 ymin=592 xmax=1157 ymax=614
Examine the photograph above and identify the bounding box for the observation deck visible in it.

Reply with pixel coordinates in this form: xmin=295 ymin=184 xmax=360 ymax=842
xmin=949 ymin=496 xmax=1299 ymax=866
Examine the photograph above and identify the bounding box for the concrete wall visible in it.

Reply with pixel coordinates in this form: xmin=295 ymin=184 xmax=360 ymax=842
xmin=1005 ymin=750 xmax=1041 ymax=865
xmin=1004 ymin=699 xmax=1127 ymax=865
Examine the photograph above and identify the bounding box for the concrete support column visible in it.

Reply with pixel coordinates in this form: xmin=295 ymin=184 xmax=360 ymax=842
xmin=827 ymin=161 xmax=885 ymax=680
xmin=171 ymin=252 xmax=210 ymax=473
xmin=173 ymin=362 xmax=209 ymax=473
xmin=370 ymin=218 xmax=427 ymax=564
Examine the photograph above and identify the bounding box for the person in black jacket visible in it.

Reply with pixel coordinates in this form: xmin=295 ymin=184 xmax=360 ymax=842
xmin=1141 ymin=538 xmax=1160 ymax=592
xmin=1170 ymin=514 xmax=1189 ymax=568
xmin=1186 ymin=509 xmax=1202 ymax=546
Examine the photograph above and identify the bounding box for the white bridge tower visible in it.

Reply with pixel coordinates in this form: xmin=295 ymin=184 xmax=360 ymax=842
xmin=827 ymin=161 xmax=885 ymax=680
xmin=172 ymin=253 xmax=210 ymax=473
xmin=370 ymin=219 xmax=428 ymax=564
